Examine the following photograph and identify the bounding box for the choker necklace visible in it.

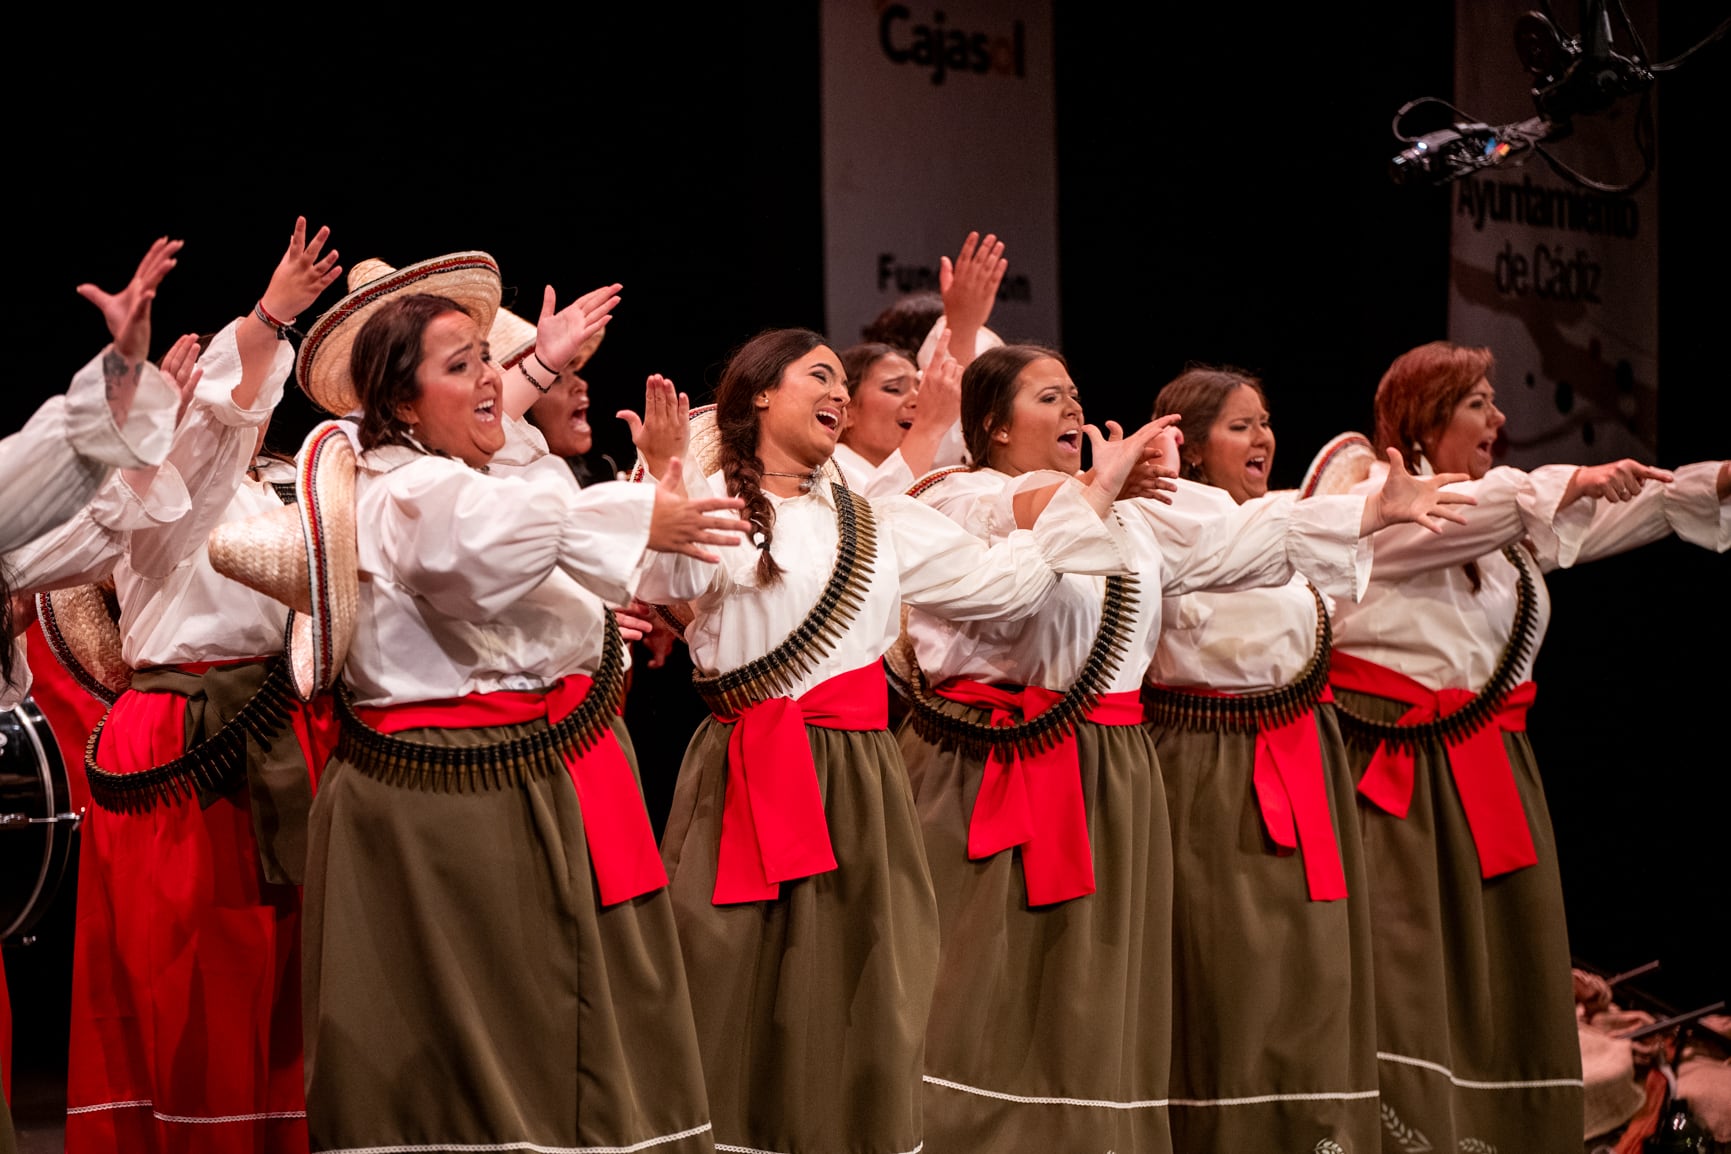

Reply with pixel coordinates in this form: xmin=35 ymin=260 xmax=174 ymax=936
xmin=763 ymin=468 xmax=824 ymax=493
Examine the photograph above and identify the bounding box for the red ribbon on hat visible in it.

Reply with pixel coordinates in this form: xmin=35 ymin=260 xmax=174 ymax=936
xmin=1329 ymin=650 xmax=1538 ymax=879
xmin=934 ymin=680 xmax=1144 ymax=906
xmin=356 ymin=676 xmax=665 ymax=906
xmin=708 ymin=663 xmax=888 ymax=904
xmin=1151 ymin=682 xmax=1349 ymax=902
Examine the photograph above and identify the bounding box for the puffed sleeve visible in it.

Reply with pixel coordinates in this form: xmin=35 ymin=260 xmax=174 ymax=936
xmin=2 ymin=463 xmax=192 ymax=593
xmin=627 ymin=467 xmax=742 ymax=605
xmin=884 ymin=479 xmax=1129 ymax=622
xmin=1362 ymin=462 xmax=1593 ymax=581
xmin=368 ymin=458 xmax=657 ymax=617
xmin=125 ymin=322 xmax=293 ymax=580
xmin=1550 ymin=459 xmax=1729 ymax=568
xmin=0 ymin=347 xmax=179 ymax=554
xmin=1118 ymin=479 xmax=1371 ymax=600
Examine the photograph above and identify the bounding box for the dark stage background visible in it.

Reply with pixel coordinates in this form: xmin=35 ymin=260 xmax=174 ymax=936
xmin=7 ymin=5 xmax=1727 ymax=1099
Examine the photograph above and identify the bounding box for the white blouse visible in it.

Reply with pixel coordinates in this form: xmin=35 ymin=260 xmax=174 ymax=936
xmin=910 ymin=471 xmax=1369 ymax=695
xmin=115 ymin=324 xmax=296 ymax=667
xmin=340 ymin=414 xmax=697 ymax=708
xmin=830 ymin=421 xmax=969 ymax=498
xmin=0 ymin=347 xmax=180 ymax=555
xmin=632 ymin=469 xmax=1131 ymax=701
xmin=1330 ymin=459 xmax=1728 ymax=691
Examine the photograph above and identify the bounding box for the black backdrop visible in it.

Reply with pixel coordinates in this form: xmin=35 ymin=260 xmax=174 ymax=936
xmin=7 ymin=5 xmax=1726 ymax=1044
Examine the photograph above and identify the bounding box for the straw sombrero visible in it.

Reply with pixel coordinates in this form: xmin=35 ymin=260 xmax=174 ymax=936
xmin=1301 ymin=432 xmax=1378 ymax=498
xmin=490 ymin=300 xmax=606 ymax=373
xmin=208 ymin=421 xmax=358 ymax=700
xmin=296 ymin=252 xmax=504 ymax=416
xmin=35 ymin=582 xmax=128 ymax=703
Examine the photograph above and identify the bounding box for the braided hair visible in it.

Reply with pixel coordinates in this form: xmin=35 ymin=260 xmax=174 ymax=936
xmin=713 ymin=328 xmax=831 ymax=587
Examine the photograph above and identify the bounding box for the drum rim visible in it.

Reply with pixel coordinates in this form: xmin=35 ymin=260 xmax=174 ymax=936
xmin=3 ymin=698 xmax=69 ymax=942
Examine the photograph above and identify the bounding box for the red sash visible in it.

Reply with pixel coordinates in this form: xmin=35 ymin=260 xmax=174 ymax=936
xmin=355 ymin=677 xmax=665 ymax=906
xmin=1329 ymin=650 xmax=1539 ymax=878
xmin=1150 ymin=683 xmax=1349 ymax=902
xmin=935 ymin=680 xmax=1144 ymax=906
xmin=708 ymin=663 xmax=887 ymax=904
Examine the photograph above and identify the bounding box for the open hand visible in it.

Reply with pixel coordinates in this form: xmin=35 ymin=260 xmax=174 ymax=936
xmin=1364 ymin=447 xmax=1478 ymax=534
xmin=1085 ymin=415 xmax=1182 ymax=506
xmin=939 ymin=230 xmax=1007 ymax=366
xmin=77 ymin=235 xmax=183 ymax=362
xmin=647 ymin=457 xmax=752 ymax=562
xmin=258 ymin=217 xmax=342 ymax=326
xmin=618 ymin=373 xmax=690 ymax=479
xmin=158 ymin=333 xmax=204 ymax=422
xmin=535 ymin=282 xmax=621 ymax=371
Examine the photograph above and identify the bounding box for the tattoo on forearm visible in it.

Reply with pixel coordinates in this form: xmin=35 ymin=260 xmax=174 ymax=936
xmin=103 ymin=349 xmax=141 ymax=402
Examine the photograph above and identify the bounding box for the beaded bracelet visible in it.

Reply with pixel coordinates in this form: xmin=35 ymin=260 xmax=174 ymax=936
xmin=519 ymin=358 xmax=555 ymax=394
xmin=253 ymin=300 xmax=297 ymax=340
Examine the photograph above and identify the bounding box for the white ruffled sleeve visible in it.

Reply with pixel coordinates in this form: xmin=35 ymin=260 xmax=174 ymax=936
xmin=0 ymin=348 xmax=179 ymax=554
xmin=1552 ymin=459 xmax=1729 ymax=567
xmin=883 ymin=478 xmax=1129 ymax=622
xmin=1364 ymin=463 xmax=1592 ymax=581
xmin=1119 ymin=479 xmax=1369 ymax=599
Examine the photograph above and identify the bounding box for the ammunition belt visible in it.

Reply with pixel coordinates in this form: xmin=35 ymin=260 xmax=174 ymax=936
xmin=333 ymin=617 xmax=627 ymax=791
xmin=1142 ymin=583 xmax=1331 ymax=733
xmin=692 ymin=480 xmax=878 ymax=716
xmin=85 ymin=659 xmax=297 ymax=813
xmin=901 ymin=574 xmax=1142 ymax=758
xmin=1332 ymin=544 xmax=1539 ymax=751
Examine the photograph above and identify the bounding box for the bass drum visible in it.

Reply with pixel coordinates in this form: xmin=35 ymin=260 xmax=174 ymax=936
xmin=1 ymin=696 xmax=82 ymax=944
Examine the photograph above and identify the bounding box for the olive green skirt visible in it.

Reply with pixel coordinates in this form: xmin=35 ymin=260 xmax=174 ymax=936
xmin=662 ymin=719 xmax=938 ymax=1154
xmin=1150 ymin=703 xmax=1380 ymax=1154
xmin=901 ymin=703 xmax=1173 ymax=1154
xmin=1337 ymin=689 xmax=1583 ymax=1154
xmin=302 ymin=716 xmax=712 ymax=1153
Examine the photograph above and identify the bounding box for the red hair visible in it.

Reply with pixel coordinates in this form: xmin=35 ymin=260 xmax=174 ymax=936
xmin=1373 ymin=341 xmax=1494 ymax=463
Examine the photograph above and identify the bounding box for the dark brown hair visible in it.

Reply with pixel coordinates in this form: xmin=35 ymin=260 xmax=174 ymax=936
xmin=713 ymin=327 xmax=831 ymax=586
xmin=838 ymin=343 xmax=912 ymax=399
xmin=1153 ymin=365 xmax=1268 ymax=484
xmin=961 ymin=344 xmax=1066 ymax=470
xmin=1373 ymin=340 xmax=1495 ymax=462
xmin=861 ymin=291 xmax=944 ymax=360
xmin=349 ymin=293 xmax=478 ymax=452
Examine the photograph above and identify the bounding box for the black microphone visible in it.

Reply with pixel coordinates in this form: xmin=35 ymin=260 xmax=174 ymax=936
xmin=1388 ymin=116 xmax=1552 ymax=185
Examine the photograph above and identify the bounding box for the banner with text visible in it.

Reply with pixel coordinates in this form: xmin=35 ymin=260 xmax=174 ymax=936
xmin=1448 ymin=0 xmax=1658 ymax=467
xmin=822 ymin=0 xmax=1058 ymax=351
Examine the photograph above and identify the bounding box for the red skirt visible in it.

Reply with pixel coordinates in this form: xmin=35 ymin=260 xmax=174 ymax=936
xmin=65 ymin=665 xmax=307 ymax=1154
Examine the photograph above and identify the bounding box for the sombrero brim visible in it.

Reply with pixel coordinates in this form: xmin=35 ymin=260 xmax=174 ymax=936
xmin=207 ymin=421 xmax=358 ymax=700
xmin=297 ymin=252 xmax=503 ymax=416
xmin=35 ymin=582 xmax=128 ymax=703
xmin=1301 ymin=432 xmax=1378 ymax=498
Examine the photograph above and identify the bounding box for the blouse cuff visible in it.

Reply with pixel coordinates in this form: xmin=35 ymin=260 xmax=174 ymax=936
xmin=63 ymin=349 xmax=178 ymax=468
xmin=1523 ymin=463 xmax=1595 ymax=568
xmin=1028 ymin=479 xmax=1132 ymax=575
xmin=192 ymin=320 xmax=291 ymax=426
xmin=92 ymin=462 xmax=193 ymax=530
xmin=1666 ymin=460 xmax=1730 ymax=552
xmin=1286 ymin=494 xmax=1373 ymax=601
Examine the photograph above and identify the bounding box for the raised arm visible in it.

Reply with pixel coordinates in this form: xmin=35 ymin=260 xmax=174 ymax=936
xmin=939 ymin=230 xmax=1007 ymax=369
xmin=503 ymin=282 xmax=622 ymax=419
